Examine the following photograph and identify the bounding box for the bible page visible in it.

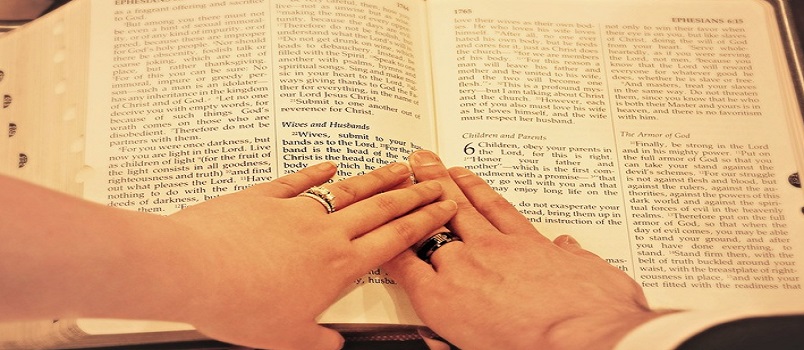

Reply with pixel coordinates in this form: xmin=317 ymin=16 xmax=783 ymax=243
xmin=427 ymin=0 xmax=804 ymax=312
xmin=81 ymin=0 xmax=435 ymax=330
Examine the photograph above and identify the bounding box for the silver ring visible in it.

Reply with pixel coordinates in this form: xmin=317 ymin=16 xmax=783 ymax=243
xmin=298 ymin=186 xmax=336 ymax=213
xmin=416 ymin=232 xmax=461 ymax=263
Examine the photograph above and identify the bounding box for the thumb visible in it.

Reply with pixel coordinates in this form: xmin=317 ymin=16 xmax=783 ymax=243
xmin=382 ymin=250 xmax=436 ymax=296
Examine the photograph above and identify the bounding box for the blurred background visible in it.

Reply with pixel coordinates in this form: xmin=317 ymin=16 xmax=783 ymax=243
xmin=2 ymin=0 xmax=804 ymax=41
xmin=2 ymin=0 xmax=804 ymax=39
xmin=0 ymin=0 xmax=63 ymax=22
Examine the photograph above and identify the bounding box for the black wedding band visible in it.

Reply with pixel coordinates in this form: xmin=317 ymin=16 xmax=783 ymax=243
xmin=416 ymin=232 xmax=462 ymax=263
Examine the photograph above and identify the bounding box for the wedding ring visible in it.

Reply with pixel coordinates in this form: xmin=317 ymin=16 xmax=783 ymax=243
xmin=416 ymin=232 xmax=462 ymax=263
xmin=299 ymin=186 xmax=336 ymax=213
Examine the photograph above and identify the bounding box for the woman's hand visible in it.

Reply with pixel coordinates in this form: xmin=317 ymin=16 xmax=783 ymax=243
xmin=166 ymin=161 xmax=457 ymax=350
xmin=1 ymin=162 xmax=455 ymax=350
xmin=384 ymin=151 xmax=669 ymax=350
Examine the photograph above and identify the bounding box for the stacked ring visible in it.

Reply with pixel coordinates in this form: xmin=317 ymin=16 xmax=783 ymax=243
xmin=416 ymin=231 xmax=462 ymax=263
xmin=298 ymin=186 xmax=336 ymax=213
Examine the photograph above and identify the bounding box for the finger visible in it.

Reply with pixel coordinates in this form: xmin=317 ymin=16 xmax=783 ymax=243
xmin=410 ymin=229 xmax=465 ymax=270
xmin=296 ymin=162 xmax=412 ymax=213
xmin=449 ymin=167 xmax=549 ymax=242
xmin=426 ymin=239 xmax=464 ymax=269
xmin=249 ymin=162 xmax=337 ymax=198
xmin=408 ymin=150 xmax=498 ymax=240
xmin=382 ymin=249 xmax=437 ymax=295
xmin=389 ymin=162 xmax=416 ymax=191
xmin=328 ymin=162 xmax=413 ymax=208
xmin=334 ymin=181 xmax=442 ymax=238
xmin=352 ymin=199 xmax=457 ymax=270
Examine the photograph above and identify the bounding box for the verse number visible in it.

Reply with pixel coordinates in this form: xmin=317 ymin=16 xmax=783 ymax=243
xmin=463 ymin=142 xmax=476 ymax=155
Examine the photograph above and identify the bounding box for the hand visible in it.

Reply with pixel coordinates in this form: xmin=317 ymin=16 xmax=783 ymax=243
xmin=384 ymin=151 xmax=670 ymax=350
xmin=167 ymin=162 xmax=457 ymax=350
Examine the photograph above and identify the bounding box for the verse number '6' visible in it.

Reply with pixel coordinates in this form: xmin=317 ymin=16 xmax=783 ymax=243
xmin=464 ymin=142 xmax=475 ymax=155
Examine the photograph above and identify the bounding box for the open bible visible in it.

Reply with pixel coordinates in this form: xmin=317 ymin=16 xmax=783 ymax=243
xmin=2 ymin=0 xmax=804 ymax=348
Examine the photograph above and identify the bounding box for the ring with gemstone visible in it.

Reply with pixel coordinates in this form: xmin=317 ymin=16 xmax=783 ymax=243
xmin=298 ymin=186 xmax=336 ymax=213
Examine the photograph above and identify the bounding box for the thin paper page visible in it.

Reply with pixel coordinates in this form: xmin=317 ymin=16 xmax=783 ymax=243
xmin=81 ymin=0 xmax=434 ymax=328
xmin=427 ymin=0 xmax=804 ymax=311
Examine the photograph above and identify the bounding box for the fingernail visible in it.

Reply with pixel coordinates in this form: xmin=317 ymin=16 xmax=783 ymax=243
xmin=389 ymin=162 xmax=411 ymax=174
xmin=438 ymin=200 xmax=457 ymax=210
xmin=411 ymin=150 xmax=440 ymax=166
xmin=317 ymin=161 xmax=337 ymax=171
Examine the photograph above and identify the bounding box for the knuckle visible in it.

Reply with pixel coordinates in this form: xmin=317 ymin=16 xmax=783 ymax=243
xmin=478 ymin=196 xmax=511 ymax=211
xmin=293 ymin=167 xmax=318 ymax=183
xmin=473 ymin=234 xmax=507 ymax=251
xmin=455 ymin=197 xmax=478 ymax=212
xmin=388 ymin=220 xmax=420 ymax=245
xmin=327 ymin=248 xmax=355 ymax=270
xmin=456 ymin=173 xmax=488 ymax=189
xmin=332 ymin=181 xmax=359 ymax=203
xmin=374 ymin=194 xmax=402 ymax=215
xmin=367 ymin=167 xmax=391 ymax=181
xmin=264 ymin=169 xmax=320 ymax=196
xmin=269 ymin=177 xmax=301 ymax=196
xmin=361 ymin=168 xmax=392 ymax=187
xmin=410 ymin=182 xmax=438 ymax=200
xmin=419 ymin=202 xmax=450 ymax=222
